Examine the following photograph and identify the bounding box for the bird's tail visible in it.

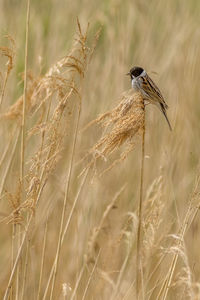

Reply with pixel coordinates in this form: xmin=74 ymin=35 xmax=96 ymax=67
xmin=160 ymin=103 xmax=172 ymax=131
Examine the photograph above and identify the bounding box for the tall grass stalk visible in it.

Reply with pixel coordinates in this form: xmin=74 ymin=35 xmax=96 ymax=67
xmin=37 ymin=214 xmax=49 ymax=300
xmin=136 ymin=103 xmax=145 ymax=299
xmin=17 ymin=1 xmax=30 ymax=298
xmin=110 ymin=242 xmax=132 ymax=300
xmin=21 ymin=239 xmax=29 ymax=300
xmin=20 ymin=0 xmax=30 ymax=189
xmin=70 ymin=264 xmax=85 ymax=300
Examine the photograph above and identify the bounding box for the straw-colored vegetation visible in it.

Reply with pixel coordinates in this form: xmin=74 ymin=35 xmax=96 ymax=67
xmin=0 ymin=0 xmax=200 ymax=299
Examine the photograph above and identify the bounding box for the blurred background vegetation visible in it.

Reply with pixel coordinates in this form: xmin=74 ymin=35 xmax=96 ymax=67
xmin=1 ymin=0 xmax=200 ymax=299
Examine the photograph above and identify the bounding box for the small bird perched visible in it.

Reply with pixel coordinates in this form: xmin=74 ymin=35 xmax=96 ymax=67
xmin=127 ymin=66 xmax=172 ymax=131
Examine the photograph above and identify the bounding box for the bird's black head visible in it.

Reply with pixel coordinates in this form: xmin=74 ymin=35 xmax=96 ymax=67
xmin=127 ymin=66 xmax=144 ymax=78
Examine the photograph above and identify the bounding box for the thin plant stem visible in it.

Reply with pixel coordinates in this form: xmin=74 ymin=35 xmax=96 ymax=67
xmin=110 ymin=245 xmax=131 ymax=300
xmin=136 ymin=102 xmax=145 ymax=300
xmin=10 ymin=224 xmax=16 ymax=300
xmin=70 ymin=264 xmax=85 ymax=300
xmin=122 ymin=280 xmax=135 ymax=300
xmin=15 ymin=225 xmax=21 ymax=300
xmin=81 ymin=250 xmax=101 ymax=300
xmin=0 ymin=128 xmax=20 ymax=197
xmin=20 ymin=0 xmax=30 ymax=184
xmin=16 ymin=1 xmax=30 ymax=298
xmin=36 ymin=213 xmax=49 ymax=300
xmin=61 ymin=167 xmax=89 ymax=245
xmin=21 ymin=239 xmax=30 ymax=300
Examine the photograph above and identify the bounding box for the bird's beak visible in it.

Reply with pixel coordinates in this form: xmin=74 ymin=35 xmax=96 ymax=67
xmin=126 ymin=72 xmax=130 ymax=76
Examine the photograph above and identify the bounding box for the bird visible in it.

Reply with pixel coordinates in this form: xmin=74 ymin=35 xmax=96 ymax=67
xmin=127 ymin=66 xmax=172 ymax=131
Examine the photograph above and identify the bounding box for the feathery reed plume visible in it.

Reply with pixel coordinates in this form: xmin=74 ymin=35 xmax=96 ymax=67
xmin=81 ymin=89 xmax=144 ymax=175
xmin=2 ymin=22 xmax=102 ymax=123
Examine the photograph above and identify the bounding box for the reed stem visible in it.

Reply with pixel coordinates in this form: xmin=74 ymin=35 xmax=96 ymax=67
xmin=136 ymin=101 xmax=145 ymax=299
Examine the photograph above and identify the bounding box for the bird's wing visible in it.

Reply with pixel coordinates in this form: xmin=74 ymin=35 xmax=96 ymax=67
xmin=139 ymin=74 xmax=169 ymax=109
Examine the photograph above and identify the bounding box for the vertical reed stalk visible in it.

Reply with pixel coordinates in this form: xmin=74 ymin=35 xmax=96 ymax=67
xmin=16 ymin=1 xmax=30 ymax=298
xmin=20 ymin=0 xmax=30 ymax=188
xmin=21 ymin=239 xmax=30 ymax=300
xmin=10 ymin=224 xmax=16 ymax=300
xmin=136 ymin=102 xmax=145 ymax=299
xmin=37 ymin=214 xmax=49 ymax=300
